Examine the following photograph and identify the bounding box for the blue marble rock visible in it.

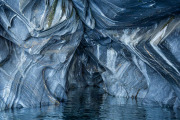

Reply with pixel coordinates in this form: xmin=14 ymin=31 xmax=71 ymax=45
xmin=0 ymin=0 xmax=180 ymax=110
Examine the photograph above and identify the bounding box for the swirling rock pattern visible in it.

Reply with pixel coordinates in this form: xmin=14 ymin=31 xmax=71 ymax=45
xmin=0 ymin=0 xmax=180 ymax=110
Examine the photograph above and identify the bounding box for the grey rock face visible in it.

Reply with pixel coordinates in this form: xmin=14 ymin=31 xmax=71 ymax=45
xmin=0 ymin=0 xmax=180 ymax=110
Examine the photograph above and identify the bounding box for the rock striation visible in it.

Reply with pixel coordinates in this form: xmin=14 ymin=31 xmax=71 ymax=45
xmin=0 ymin=0 xmax=180 ymax=110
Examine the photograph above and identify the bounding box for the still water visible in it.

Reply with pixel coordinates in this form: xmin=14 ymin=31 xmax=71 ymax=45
xmin=0 ymin=87 xmax=180 ymax=120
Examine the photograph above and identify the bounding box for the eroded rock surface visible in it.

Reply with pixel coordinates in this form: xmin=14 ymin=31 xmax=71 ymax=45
xmin=0 ymin=0 xmax=180 ymax=110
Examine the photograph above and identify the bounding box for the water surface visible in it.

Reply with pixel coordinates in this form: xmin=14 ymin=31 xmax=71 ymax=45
xmin=0 ymin=87 xmax=180 ymax=120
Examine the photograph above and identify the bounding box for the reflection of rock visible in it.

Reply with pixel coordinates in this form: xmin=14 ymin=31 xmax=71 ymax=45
xmin=63 ymin=87 xmax=104 ymax=120
xmin=0 ymin=87 xmax=180 ymax=119
xmin=100 ymin=92 xmax=180 ymax=120
xmin=0 ymin=0 xmax=180 ymax=110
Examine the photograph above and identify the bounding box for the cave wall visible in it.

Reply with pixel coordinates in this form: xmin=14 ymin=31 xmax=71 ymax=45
xmin=0 ymin=0 xmax=180 ymax=110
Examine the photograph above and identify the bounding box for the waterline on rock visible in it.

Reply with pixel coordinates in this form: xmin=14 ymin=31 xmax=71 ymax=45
xmin=0 ymin=87 xmax=179 ymax=120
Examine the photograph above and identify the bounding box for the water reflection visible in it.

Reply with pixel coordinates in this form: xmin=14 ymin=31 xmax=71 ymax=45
xmin=0 ymin=87 xmax=179 ymax=120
